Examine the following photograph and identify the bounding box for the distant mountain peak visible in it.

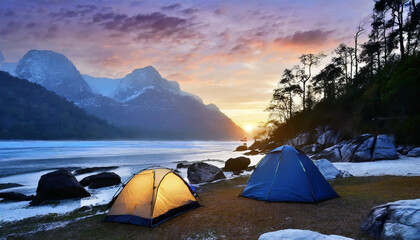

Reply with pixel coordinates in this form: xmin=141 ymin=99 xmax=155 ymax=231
xmin=113 ymin=66 xmax=180 ymax=102
xmin=15 ymin=49 xmax=92 ymax=101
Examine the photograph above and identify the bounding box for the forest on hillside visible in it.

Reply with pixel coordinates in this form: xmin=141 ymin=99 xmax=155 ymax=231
xmin=0 ymin=71 xmax=133 ymax=140
xmin=258 ymin=0 xmax=420 ymax=144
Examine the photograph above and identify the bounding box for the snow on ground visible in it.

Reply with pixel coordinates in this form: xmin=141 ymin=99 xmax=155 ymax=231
xmin=0 ymin=140 xmax=419 ymax=223
xmin=333 ymin=156 xmax=420 ymax=177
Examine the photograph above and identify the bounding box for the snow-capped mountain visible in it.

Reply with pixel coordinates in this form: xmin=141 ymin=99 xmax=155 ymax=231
xmin=11 ymin=49 xmax=244 ymax=140
xmin=113 ymin=66 xmax=179 ymax=102
xmin=14 ymin=50 xmax=92 ymax=100
xmin=83 ymin=74 xmax=120 ymax=98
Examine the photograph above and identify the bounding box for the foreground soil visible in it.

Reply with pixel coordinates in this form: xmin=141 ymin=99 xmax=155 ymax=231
xmin=2 ymin=175 xmax=420 ymax=240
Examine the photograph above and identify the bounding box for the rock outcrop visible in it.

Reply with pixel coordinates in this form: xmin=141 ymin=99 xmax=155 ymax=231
xmin=360 ymin=199 xmax=420 ymax=239
xmin=187 ymin=162 xmax=226 ymax=184
xmin=79 ymin=172 xmax=121 ymax=189
xmin=407 ymin=147 xmax=420 ymax=157
xmin=0 ymin=192 xmax=34 ymax=201
xmin=30 ymin=170 xmax=90 ymax=205
xmin=287 ymin=133 xmax=312 ymax=147
xmin=224 ymin=157 xmax=251 ymax=171
xmin=313 ymin=134 xmax=398 ymax=162
xmin=315 ymin=159 xmax=352 ymax=180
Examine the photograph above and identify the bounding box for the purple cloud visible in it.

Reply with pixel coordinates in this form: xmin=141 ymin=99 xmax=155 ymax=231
xmin=161 ymin=3 xmax=182 ymax=11
xmin=275 ymin=29 xmax=336 ymax=46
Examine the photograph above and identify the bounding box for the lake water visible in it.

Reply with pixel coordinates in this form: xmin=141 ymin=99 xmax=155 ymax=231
xmin=0 ymin=140 xmax=262 ymax=222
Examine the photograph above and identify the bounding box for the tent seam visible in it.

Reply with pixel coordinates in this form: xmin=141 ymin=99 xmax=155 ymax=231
xmin=267 ymin=153 xmax=282 ymax=200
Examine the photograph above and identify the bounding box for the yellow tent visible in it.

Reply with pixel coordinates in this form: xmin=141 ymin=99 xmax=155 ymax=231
xmin=105 ymin=168 xmax=200 ymax=227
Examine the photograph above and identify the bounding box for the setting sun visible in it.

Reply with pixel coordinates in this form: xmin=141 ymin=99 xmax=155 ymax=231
xmin=245 ymin=124 xmax=254 ymax=133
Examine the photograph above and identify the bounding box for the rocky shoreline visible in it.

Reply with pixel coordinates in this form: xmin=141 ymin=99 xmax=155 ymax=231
xmin=236 ymin=126 xmax=420 ymax=163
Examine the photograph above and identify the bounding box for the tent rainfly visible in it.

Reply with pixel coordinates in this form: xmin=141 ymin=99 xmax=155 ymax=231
xmin=241 ymin=145 xmax=339 ymax=202
xmin=105 ymin=168 xmax=200 ymax=227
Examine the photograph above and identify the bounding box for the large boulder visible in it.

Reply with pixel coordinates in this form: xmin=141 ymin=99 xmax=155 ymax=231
xmin=317 ymin=130 xmax=340 ymax=148
xmin=396 ymin=145 xmax=413 ymax=155
xmin=313 ymin=134 xmax=399 ymax=162
xmin=0 ymin=192 xmax=34 ymax=201
xmin=340 ymin=134 xmax=373 ymax=162
xmin=287 ymin=133 xmax=312 ymax=147
xmin=352 ymin=136 xmax=375 ymax=162
xmin=30 ymin=170 xmax=90 ymax=205
xmin=224 ymin=157 xmax=251 ymax=171
xmin=360 ymin=199 xmax=420 ymax=239
xmin=79 ymin=172 xmax=121 ymax=189
xmin=258 ymin=229 xmax=353 ymax=240
xmin=407 ymin=147 xmax=420 ymax=157
xmin=311 ymin=145 xmax=343 ymax=162
xmin=372 ymin=135 xmax=398 ymax=160
xmin=187 ymin=162 xmax=226 ymax=184
xmin=315 ymin=159 xmax=352 ymax=180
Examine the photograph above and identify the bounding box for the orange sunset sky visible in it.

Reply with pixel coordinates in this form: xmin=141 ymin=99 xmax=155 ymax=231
xmin=0 ymin=0 xmax=374 ymax=131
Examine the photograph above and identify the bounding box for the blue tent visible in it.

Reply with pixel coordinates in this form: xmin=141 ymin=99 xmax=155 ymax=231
xmin=241 ymin=145 xmax=339 ymax=202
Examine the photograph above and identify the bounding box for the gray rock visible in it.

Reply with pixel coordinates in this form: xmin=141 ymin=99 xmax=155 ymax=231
xmin=314 ymin=126 xmax=325 ymax=140
xmin=407 ymin=147 xmax=420 ymax=157
xmin=312 ymin=145 xmax=343 ymax=162
xmin=360 ymin=199 xmax=420 ymax=239
xmin=258 ymin=229 xmax=353 ymax=240
xmin=340 ymin=134 xmax=373 ymax=162
xmin=224 ymin=157 xmax=251 ymax=171
xmin=234 ymin=144 xmax=248 ymax=151
xmin=313 ymin=134 xmax=399 ymax=162
xmin=315 ymin=159 xmax=351 ymax=180
xmin=287 ymin=133 xmax=312 ymax=147
xmin=30 ymin=170 xmax=90 ymax=205
xmin=187 ymin=162 xmax=226 ymax=184
xmin=0 ymin=183 xmax=23 ymax=190
xmin=352 ymin=136 xmax=375 ymax=162
xmin=372 ymin=135 xmax=398 ymax=160
xmin=0 ymin=192 xmax=34 ymax=201
xmin=79 ymin=172 xmax=121 ymax=189
xmin=317 ymin=130 xmax=340 ymax=147
xmin=396 ymin=145 xmax=413 ymax=155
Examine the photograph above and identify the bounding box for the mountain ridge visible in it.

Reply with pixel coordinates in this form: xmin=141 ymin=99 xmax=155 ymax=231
xmin=5 ymin=49 xmax=244 ymax=140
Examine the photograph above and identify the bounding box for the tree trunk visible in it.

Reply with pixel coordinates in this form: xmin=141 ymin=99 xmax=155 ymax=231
xmin=355 ymin=37 xmax=358 ymax=76
xmin=383 ymin=19 xmax=387 ymax=64
xmin=397 ymin=4 xmax=405 ymax=59
xmin=302 ymin=81 xmax=306 ymax=111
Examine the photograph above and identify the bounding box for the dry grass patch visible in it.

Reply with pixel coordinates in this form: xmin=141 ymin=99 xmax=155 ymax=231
xmin=3 ymin=176 xmax=420 ymax=240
